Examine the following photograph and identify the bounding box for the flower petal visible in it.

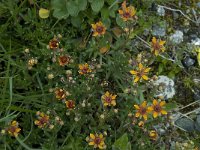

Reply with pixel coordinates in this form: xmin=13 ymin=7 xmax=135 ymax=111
xmin=143 ymin=114 xmax=148 ymax=120
xmin=135 ymin=112 xmax=140 ymax=118
xmin=153 ymin=99 xmax=158 ymax=105
xmin=134 ymin=76 xmax=140 ymax=83
xmin=134 ymin=104 xmax=140 ymax=109
xmin=159 ymin=40 xmax=166 ymax=45
xmin=161 ymin=110 xmax=167 ymax=115
xmin=142 ymin=75 xmax=149 ymax=80
xmin=160 ymin=101 xmax=166 ymax=106
xmin=130 ymin=70 xmax=138 ymax=75
xmin=138 ymin=63 xmax=143 ymax=70
xmin=153 ymin=112 xmax=158 ymax=118
xmin=144 ymin=67 xmax=151 ymax=73
xmin=141 ymin=101 xmax=147 ymax=107
xmin=89 ymin=141 xmax=95 ymax=145
xmin=90 ymin=133 xmax=95 ymax=139
xmin=152 ymin=37 xmax=157 ymax=44
xmin=111 ymin=100 xmax=116 ymax=106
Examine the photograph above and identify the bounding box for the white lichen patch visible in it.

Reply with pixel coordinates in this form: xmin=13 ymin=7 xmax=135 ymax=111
xmin=153 ymin=75 xmax=175 ymax=99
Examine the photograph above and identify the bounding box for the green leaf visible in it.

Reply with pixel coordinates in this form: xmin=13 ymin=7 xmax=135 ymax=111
xmin=71 ymin=16 xmax=82 ymax=27
xmin=165 ymin=102 xmax=177 ymax=111
xmin=51 ymin=0 xmax=69 ymax=19
xmin=53 ymin=8 xmax=69 ymax=19
xmin=77 ymin=0 xmax=87 ymax=11
xmin=116 ymin=14 xmax=126 ymax=28
xmin=91 ymin=0 xmax=104 ymax=12
xmin=113 ymin=133 xmax=131 ymax=150
xmin=67 ymin=1 xmax=80 ymax=17
xmin=101 ymin=7 xmax=109 ymax=19
xmin=109 ymin=2 xmax=118 ymax=18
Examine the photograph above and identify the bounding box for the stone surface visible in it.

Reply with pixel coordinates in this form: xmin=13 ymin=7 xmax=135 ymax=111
xmin=191 ymin=38 xmax=200 ymax=46
xmin=194 ymin=115 xmax=200 ymax=132
xmin=152 ymin=24 xmax=166 ymax=37
xmin=169 ymin=30 xmax=184 ymax=44
xmin=182 ymin=57 xmax=195 ymax=67
xmin=157 ymin=6 xmax=165 ymax=16
xmin=175 ymin=117 xmax=195 ymax=132
xmin=153 ymin=75 xmax=175 ymax=100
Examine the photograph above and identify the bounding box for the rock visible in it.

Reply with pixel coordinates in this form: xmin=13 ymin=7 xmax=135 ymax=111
xmin=169 ymin=30 xmax=184 ymax=44
xmin=157 ymin=5 xmax=165 ymax=16
xmin=193 ymin=89 xmax=200 ymax=101
xmin=153 ymin=76 xmax=175 ymax=100
xmin=197 ymin=2 xmax=200 ymax=8
xmin=182 ymin=57 xmax=195 ymax=67
xmin=152 ymin=24 xmax=166 ymax=37
xmin=175 ymin=117 xmax=195 ymax=132
xmin=172 ymin=12 xmax=179 ymax=20
xmin=196 ymin=114 xmax=200 ymax=126
xmin=195 ymin=115 xmax=200 ymax=132
xmin=191 ymin=38 xmax=200 ymax=46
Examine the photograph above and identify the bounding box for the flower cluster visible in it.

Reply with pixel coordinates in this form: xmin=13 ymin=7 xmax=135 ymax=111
xmin=134 ymin=99 xmax=167 ymax=121
xmin=5 ymin=121 xmax=21 ymax=137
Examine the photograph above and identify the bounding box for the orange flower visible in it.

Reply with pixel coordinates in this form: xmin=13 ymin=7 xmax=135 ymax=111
xmin=78 ymin=63 xmax=92 ymax=75
xmin=130 ymin=63 xmax=151 ymax=83
xmin=91 ymin=21 xmax=106 ymax=37
xmin=118 ymin=1 xmax=136 ymax=21
xmin=151 ymin=37 xmax=166 ymax=56
xmin=58 ymin=55 xmax=70 ymax=66
xmin=55 ymin=88 xmax=66 ymax=100
xmin=148 ymin=99 xmax=167 ymax=118
xmin=134 ymin=101 xmax=151 ymax=120
xmin=65 ymin=100 xmax=75 ymax=110
xmin=149 ymin=130 xmax=158 ymax=141
xmin=49 ymin=38 xmax=59 ymax=49
xmin=87 ymin=133 xmax=106 ymax=149
xmin=101 ymin=91 xmax=117 ymax=107
xmin=7 ymin=121 xmax=21 ymax=137
xmin=34 ymin=112 xmax=50 ymax=128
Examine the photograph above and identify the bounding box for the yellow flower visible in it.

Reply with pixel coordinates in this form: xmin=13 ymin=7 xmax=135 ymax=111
xmin=130 ymin=63 xmax=151 ymax=83
xmin=65 ymin=100 xmax=75 ymax=110
xmin=151 ymin=37 xmax=166 ymax=56
xmin=148 ymin=99 xmax=167 ymax=118
xmin=58 ymin=55 xmax=71 ymax=66
xmin=78 ymin=63 xmax=92 ymax=75
xmin=87 ymin=133 xmax=106 ymax=149
xmin=54 ymin=88 xmax=66 ymax=100
xmin=149 ymin=130 xmax=158 ymax=141
xmin=134 ymin=101 xmax=151 ymax=120
xmin=118 ymin=1 xmax=136 ymax=21
xmin=7 ymin=121 xmax=21 ymax=137
xmin=138 ymin=121 xmax=144 ymax=127
xmin=91 ymin=21 xmax=106 ymax=37
xmin=49 ymin=38 xmax=59 ymax=50
xmin=34 ymin=112 xmax=50 ymax=128
xmin=101 ymin=91 xmax=117 ymax=107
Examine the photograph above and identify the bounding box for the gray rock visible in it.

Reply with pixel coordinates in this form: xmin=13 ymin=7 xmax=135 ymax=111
xmin=196 ymin=114 xmax=200 ymax=125
xmin=191 ymin=38 xmax=200 ymax=46
xmin=152 ymin=25 xmax=166 ymax=37
xmin=183 ymin=57 xmax=195 ymax=67
xmin=193 ymin=89 xmax=200 ymax=101
xmin=195 ymin=122 xmax=200 ymax=132
xmin=175 ymin=117 xmax=195 ymax=132
xmin=195 ymin=115 xmax=200 ymax=132
xmin=169 ymin=30 xmax=184 ymax=44
xmin=157 ymin=6 xmax=165 ymax=16
xmin=172 ymin=12 xmax=179 ymax=20
xmin=197 ymin=2 xmax=200 ymax=8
